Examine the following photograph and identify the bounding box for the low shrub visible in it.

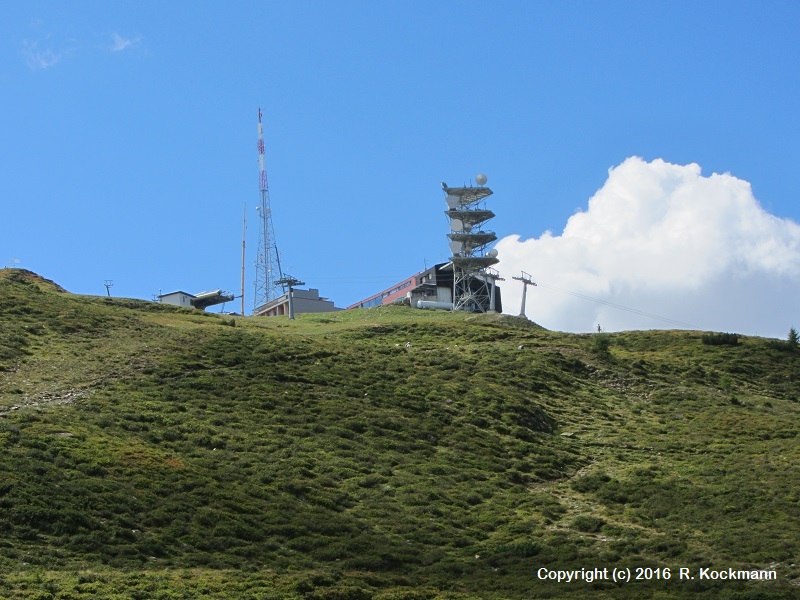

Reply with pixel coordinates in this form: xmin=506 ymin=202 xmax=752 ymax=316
xmin=702 ymin=332 xmax=739 ymax=346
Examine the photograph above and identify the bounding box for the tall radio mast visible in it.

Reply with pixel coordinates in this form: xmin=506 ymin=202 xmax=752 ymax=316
xmin=241 ymin=203 xmax=246 ymax=316
xmin=253 ymin=107 xmax=285 ymax=312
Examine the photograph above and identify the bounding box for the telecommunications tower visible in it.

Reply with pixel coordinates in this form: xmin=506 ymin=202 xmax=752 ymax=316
xmin=253 ymin=107 xmax=285 ymax=312
xmin=443 ymin=174 xmax=499 ymax=312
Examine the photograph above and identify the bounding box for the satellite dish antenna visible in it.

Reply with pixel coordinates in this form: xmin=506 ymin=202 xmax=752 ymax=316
xmin=450 ymin=219 xmax=463 ymax=232
xmin=445 ymin=195 xmax=460 ymax=209
xmin=487 ymin=249 xmax=498 ymax=258
xmin=449 ymin=240 xmax=463 ymax=254
xmin=475 ymin=173 xmax=488 ymax=186
xmin=464 ymin=223 xmax=473 ymax=233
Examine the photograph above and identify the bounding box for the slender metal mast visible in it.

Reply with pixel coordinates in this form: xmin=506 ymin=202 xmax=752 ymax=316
xmin=253 ymin=107 xmax=285 ymax=312
xmin=241 ymin=203 xmax=246 ymax=316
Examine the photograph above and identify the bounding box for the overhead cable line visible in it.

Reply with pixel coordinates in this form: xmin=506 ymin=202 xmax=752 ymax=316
xmin=533 ymin=281 xmax=699 ymax=329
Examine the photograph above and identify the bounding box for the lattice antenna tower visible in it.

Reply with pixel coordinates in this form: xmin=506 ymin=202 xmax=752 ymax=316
xmin=443 ymin=173 xmax=499 ymax=312
xmin=253 ymin=107 xmax=285 ymax=312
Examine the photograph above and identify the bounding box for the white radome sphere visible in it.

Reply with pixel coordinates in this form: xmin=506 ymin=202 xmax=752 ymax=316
xmin=475 ymin=173 xmax=488 ymax=186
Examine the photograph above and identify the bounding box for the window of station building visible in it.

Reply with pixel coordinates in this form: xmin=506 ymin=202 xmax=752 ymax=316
xmin=360 ymin=296 xmax=383 ymax=309
xmin=387 ymin=281 xmax=412 ymax=295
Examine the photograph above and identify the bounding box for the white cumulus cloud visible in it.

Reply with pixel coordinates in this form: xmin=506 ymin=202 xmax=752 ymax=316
xmin=495 ymin=157 xmax=800 ymax=337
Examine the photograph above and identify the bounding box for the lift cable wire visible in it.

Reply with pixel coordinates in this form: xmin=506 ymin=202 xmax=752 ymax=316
xmin=534 ymin=281 xmax=700 ymax=330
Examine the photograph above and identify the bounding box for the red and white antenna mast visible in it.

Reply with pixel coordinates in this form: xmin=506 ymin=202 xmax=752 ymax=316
xmin=257 ymin=108 xmax=268 ymax=190
xmin=253 ymin=107 xmax=285 ymax=312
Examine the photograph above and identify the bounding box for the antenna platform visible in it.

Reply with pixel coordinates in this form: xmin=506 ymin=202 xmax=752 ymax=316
xmin=443 ymin=176 xmax=499 ymax=312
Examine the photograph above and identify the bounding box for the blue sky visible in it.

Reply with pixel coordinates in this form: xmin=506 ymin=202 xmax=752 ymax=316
xmin=3 ymin=2 xmax=800 ymax=335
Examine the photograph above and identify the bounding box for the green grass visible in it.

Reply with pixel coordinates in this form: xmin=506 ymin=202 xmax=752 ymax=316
xmin=0 ymin=268 xmax=798 ymax=598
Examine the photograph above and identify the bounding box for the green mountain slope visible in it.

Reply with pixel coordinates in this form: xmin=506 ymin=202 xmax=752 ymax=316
xmin=0 ymin=268 xmax=798 ymax=599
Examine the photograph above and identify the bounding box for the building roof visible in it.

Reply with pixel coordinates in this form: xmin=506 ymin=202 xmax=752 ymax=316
xmin=157 ymin=289 xmax=234 ymax=310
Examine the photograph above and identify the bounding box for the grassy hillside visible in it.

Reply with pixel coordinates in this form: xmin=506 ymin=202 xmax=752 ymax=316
xmin=0 ymin=267 xmax=798 ymax=599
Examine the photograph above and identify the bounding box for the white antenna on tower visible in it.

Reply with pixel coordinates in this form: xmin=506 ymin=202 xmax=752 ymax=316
xmin=253 ymin=107 xmax=285 ymax=313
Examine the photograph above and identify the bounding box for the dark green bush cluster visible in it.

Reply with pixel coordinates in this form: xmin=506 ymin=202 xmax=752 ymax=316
xmin=701 ymin=332 xmax=739 ymax=346
xmin=590 ymin=332 xmax=612 ymax=354
xmin=766 ymin=339 xmax=795 ymax=351
xmin=571 ymin=515 xmax=605 ymax=532
xmin=766 ymin=328 xmax=798 ymax=352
